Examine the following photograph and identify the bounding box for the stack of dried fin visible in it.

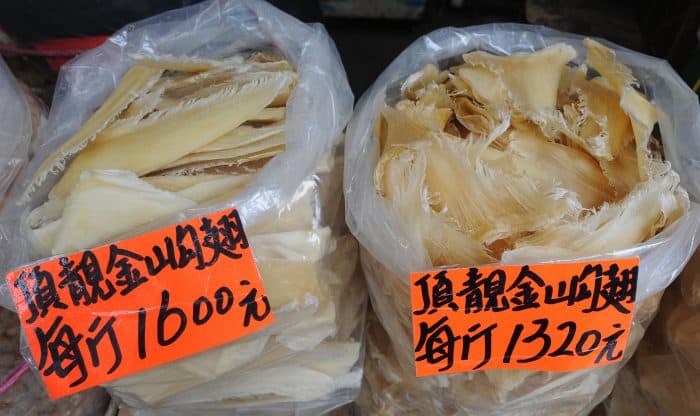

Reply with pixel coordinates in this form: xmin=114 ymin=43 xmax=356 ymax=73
xmin=359 ymin=39 xmax=690 ymax=414
xmin=21 ymin=52 xmax=365 ymax=414
xmin=25 ymin=52 xmax=293 ymax=255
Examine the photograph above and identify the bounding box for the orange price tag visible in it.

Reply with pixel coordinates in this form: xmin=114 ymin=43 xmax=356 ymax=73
xmin=6 ymin=208 xmax=273 ymax=399
xmin=410 ymin=259 xmax=638 ymax=377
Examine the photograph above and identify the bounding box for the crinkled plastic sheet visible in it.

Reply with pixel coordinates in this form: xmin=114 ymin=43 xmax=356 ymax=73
xmin=0 ymin=57 xmax=33 ymax=206
xmin=0 ymin=1 xmax=365 ymax=414
xmin=605 ymin=249 xmax=700 ymax=416
xmin=344 ymin=23 xmax=700 ymax=415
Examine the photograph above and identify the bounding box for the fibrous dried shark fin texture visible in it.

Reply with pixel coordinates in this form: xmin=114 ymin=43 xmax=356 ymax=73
xmin=198 ymin=121 xmax=285 ymax=152
xmin=584 ymin=38 xmax=658 ymax=179
xmin=513 ymin=165 xmax=686 ymax=255
xmin=162 ymin=132 xmax=285 ymax=170
xmin=460 ymin=43 xmax=577 ymax=112
xmin=129 ymin=53 xmax=241 ymax=72
xmin=51 ymin=72 xmax=292 ymax=198
xmin=52 ymin=170 xmax=197 ymax=255
xmin=23 ymin=65 xmax=163 ymax=202
xmin=366 ymin=37 xmax=691 ymax=415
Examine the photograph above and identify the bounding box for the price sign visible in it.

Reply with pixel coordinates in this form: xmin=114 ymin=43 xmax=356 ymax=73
xmin=7 ymin=208 xmax=273 ymax=399
xmin=410 ymin=259 xmax=638 ymax=377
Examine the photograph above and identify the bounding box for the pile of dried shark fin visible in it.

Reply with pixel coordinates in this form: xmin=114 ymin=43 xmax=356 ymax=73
xmin=361 ymin=39 xmax=689 ymax=415
xmin=22 ymin=53 xmax=364 ymax=413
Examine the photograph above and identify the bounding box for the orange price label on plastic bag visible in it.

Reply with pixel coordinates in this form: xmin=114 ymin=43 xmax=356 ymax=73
xmin=410 ymin=259 xmax=638 ymax=377
xmin=6 ymin=208 xmax=273 ymax=399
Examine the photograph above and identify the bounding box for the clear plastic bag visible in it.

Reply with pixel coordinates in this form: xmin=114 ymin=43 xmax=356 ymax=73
xmin=0 ymin=57 xmax=107 ymax=416
xmin=344 ymin=23 xmax=700 ymax=415
xmin=0 ymin=57 xmax=40 ymax=207
xmin=606 ymin=249 xmax=700 ymax=416
xmin=0 ymin=307 xmax=110 ymax=416
xmin=0 ymin=1 xmax=365 ymax=414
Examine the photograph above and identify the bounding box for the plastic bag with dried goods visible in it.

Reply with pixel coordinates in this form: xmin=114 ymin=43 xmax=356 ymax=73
xmin=344 ymin=23 xmax=700 ymax=415
xmin=0 ymin=0 xmax=364 ymax=414
xmin=0 ymin=57 xmax=107 ymax=416
xmin=0 ymin=57 xmax=45 ymax=208
xmin=0 ymin=307 xmax=110 ymax=416
xmin=605 ymin=249 xmax=700 ymax=416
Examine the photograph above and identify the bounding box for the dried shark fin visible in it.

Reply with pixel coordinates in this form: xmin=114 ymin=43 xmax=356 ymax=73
xmin=248 ymin=107 xmax=286 ymax=123
xmin=23 ymin=65 xmax=163 ymax=202
xmin=156 ymin=147 xmax=284 ymax=175
xmin=584 ymin=38 xmax=658 ymax=179
xmin=129 ymin=53 xmax=232 ymax=72
xmin=175 ymin=174 xmax=253 ymax=203
xmin=401 ymin=64 xmax=449 ymax=100
xmin=513 ymin=166 xmax=687 ymax=255
xmin=142 ymin=174 xmax=233 ymax=191
xmin=198 ymin=121 xmax=285 ymax=152
xmin=51 ymin=72 xmax=292 ymax=198
xmin=502 ymin=125 xmax=615 ymax=208
xmin=461 ymin=43 xmax=577 ymax=113
xmin=162 ymin=134 xmax=285 ymax=170
xmin=376 ymin=106 xmax=439 ymax=151
xmin=52 ymin=170 xmax=197 ymax=255
xmin=454 ymin=65 xmax=509 ymax=108
xmin=420 ymin=135 xmax=581 ymax=244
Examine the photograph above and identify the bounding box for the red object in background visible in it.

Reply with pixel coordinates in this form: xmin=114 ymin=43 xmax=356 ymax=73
xmin=0 ymin=36 xmax=108 ymax=71
xmin=33 ymin=36 xmax=108 ymax=71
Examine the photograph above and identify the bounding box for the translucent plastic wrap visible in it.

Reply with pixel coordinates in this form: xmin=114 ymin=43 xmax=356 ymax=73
xmin=0 ymin=57 xmax=41 ymax=206
xmin=344 ymin=24 xmax=700 ymax=415
xmin=0 ymin=57 xmax=107 ymax=416
xmin=0 ymin=1 xmax=365 ymax=414
xmin=0 ymin=307 xmax=110 ymax=415
xmin=606 ymin=249 xmax=700 ymax=416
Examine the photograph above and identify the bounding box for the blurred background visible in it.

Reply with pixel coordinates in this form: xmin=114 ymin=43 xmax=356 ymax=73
xmin=0 ymin=0 xmax=698 ymax=103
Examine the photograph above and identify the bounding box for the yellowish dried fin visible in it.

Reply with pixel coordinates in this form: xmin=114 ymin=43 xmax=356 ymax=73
xmin=28 ymin=219 xmax=61 ymax=258
xmin=416 ymin=83 xmax=453 ymax=108
xmin=120 ymin=85 xmax=167 ymax=119
xmin=99 ymin=73 xmax=292 ymax=141
xmin=377 ymin=106 xmax=442 ymax=151
xmin=24 ymin=65 xmax=164 ymax=202
xmin=142 ymin=174 xmax=238 ymax=192
xmin=461 ymin=44 xmax=577 ymax=112
xmin=163 ymin=133 xmax=284 ymax=170
xmin=154 ymin=157 xmax=272 ymax=177
xmin=198 ymin=121 xmax=285 ymax=152
xmin=248 ymin=107 xmax=286 ymax=123
xmin=452 ymin=96 xmax=505 ymax=137
xmin=374 ymin=144 xmax=495 ymax=266
xmin=584 ymin=38 xmax=658 ymax=179
xmin=621 ymin=87 xmax=658 ymax=178
xmin=129 ymin=53 xmax=232 ymax=72
xmin=566 ymin=65 xmax=634 ymax=159
xmin=420 ymin=135 xmax=581 ymax=243
xmin=51 ymin=72 xmax=292 ymax=198
xmin=156 ymin=147 xmax=284 ymax=175
xmin=401 ymin=64 xmax=449 ymax=100
xmin=395 ymin=100 xmax=452 ymax=132
xmin=502 ymin=126 xmax=615 ymax=208
xmin=52 ymin=170 xmax=197 ymax=255
xmin=454 ymin=65 xmax=508 ymax=108
xmin=175 ymin=174 xmax=253 ymax=203
xmin=599 ymin=142 xmax=641 ymax=195
xmin=514 ymin=167 xmax=687 ymax=255
xmin=377 ymin=136 xmax=581 ymax=246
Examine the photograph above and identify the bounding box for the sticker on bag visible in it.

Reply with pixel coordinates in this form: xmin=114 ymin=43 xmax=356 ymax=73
xmin=6 ymin=208 xmax=273 ymax=399
xmin=410 ymin=259 xmax=638 ymax=377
